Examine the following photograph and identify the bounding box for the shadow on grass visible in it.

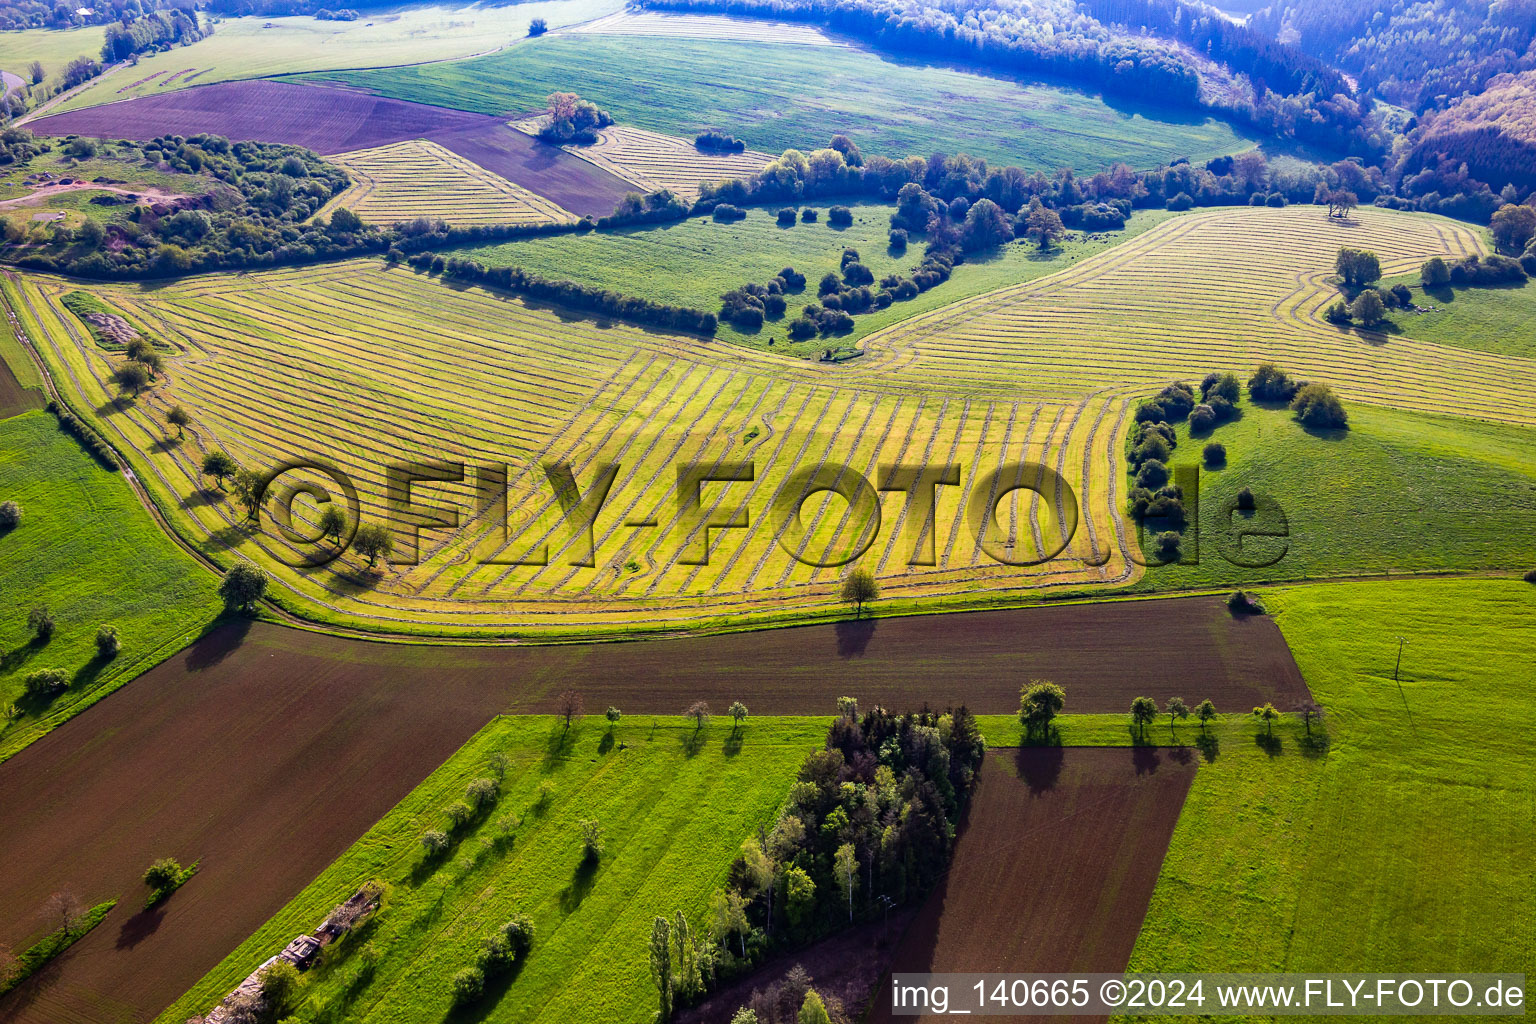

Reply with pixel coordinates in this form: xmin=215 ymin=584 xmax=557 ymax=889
xmin=559 ymin=856 xmax=600 ymax=914
xmin=1254 ymin=731 xmax=1282 ymax=757
xmin=723 ymin=728 xmax=744 ymax=757
xmin=1195 ymin=730 xmax=1220 ymax=763
xmin=1132 ymin=744 xmax=1162 ymax=775
xmin=680 ymin=726 xmax=707 ymax=757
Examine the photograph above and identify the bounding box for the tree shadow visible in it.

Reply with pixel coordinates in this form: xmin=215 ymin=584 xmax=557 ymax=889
xmin=1298 ymin=423 xmax=1350 ymax=442
xmin=71 ymin=652 xmax=111 ymax=689
xmin=1014 ymin=744 xmax=1064 ymax=794
xmin=723 ymin=729 xmax=744 ymax=757
xmin=1194 ymin=730 xmax=1220 ymax=763
xmin=680 ymin=727 xmax=707 ymax=757
xmin=114 ymin=906 xmax=164 ymax=950
xmin=1166 ymin=745 xmax=1194 ymax=766
xmin=597 ymin=730 xmax=615 ymax=754
xmin=559 ymin=857 xmax=600 ymax=914
xmin=834 ymin=617 xmax=876 ymax=658
xmin=149 ymin=435 xmax=181 ymax=454
xmin=1254 ymin=731 xmax=1282 ymax=757
xmin=1299 ymin=728 xmax=1331 ymax=758
xmin=1131 ymin=744 xmax=1162 ymax=775
xmin=543 ymin=722 xmax=578 ymax=764
xmin=444 ymin=956 xmax=529 ymax=1023
xmin=184 ymin=617 xmax=251 ymax=672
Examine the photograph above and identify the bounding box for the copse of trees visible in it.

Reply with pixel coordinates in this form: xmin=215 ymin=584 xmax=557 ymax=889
xmin=1290 ymin=382 xmax=1349 ymax=429
xmin=101 ymin=8 xmax=206 ymax=62
xmin=696 ymin=130 xmax=747 ymax=154
xmin=1247 ymin=363 xmax=1299 ymax=403
xmin=1335 ymin=247 xmax=1382 ymax=286
xmin=537 ymin=91 xmax=614 ymax=145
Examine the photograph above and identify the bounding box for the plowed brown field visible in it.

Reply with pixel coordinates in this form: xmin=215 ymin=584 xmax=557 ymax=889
xmin=867 ymin=746 xmax=1200 ymax=1024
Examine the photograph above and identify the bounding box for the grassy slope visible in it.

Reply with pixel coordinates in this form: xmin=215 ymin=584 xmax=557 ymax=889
xmin=48 ymin=0 xmax=625 ymax=114
xmin=1129 ymin=578 xmax=1535 ymax=994
xmin=1129 ymin=400 xmax=1536 ymax=589
xmin=309 ymin=35 xmax=1255 ymax=172
xmin=0 ymin=410 xmax=220 ymax=760
xmin=0 ymin=24 xmax=105 ymax=86
xmin=1378 ymin=274 xmax=1536 ymax=361
xmin=158 ymin=715 xmax=824 ymax=1024
xmin=452 ymin=205 xmax=1178 ymax=358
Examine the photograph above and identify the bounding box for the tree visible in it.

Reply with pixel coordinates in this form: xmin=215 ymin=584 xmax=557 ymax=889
xmin=836 ymin=695 xmax=859 ymax=720
xmin=579 ymin=819 xmax=604 ymax=863
xmin=327 ymin=207 xmax=364 ymax=234
xmin=840 ymin=567 xmax=878 ymax=617
xmin=113 ymin=360 xmax=150 ymax=397
xmin=1252 ymin=702 xmax=1279 ymax=733
xmin=488 ymin=749 xmax=510 ymax=782
xmin=528 ymin=16 xmax=547 ymax=35
xmin=260 ymin=960 xmax=300 ymax=1015
xmin=1203 ymin=442 xmax=1226 ymax=466
xmin=353 ymin=522 xmax=394 ymax=566
xmin=685 ymin=700 xmax=710 ymax=730
xmin=728 ymin=700 xmax=749 ymax=729
xmin=24 ymin=668 xmax=68 ymax=698
xmin=1129 ymin=696 xmax=1159 ymax=735
xmin=730 ymin=1009 xmax=759 ymax=1024
xmin=1327 ymin=189 xmax=1358 ymax=219
xmin=95 ymin=624 xmax=120 ymax=659
xmin=219 ymin=564 xmax=267 ymax=613
xmin=0 ymin=500 xmax=18 ymax=528
xmin=200 ymin=450 xmax=237 ymax=490
xmin=420 ymin=829 xmax=450 ymax=857
xmin=1295 ymin=699 xmax=1324 ymax=734
xmin=1348 ymin=288 xmax=1387 ymax=326
xmin=42 ymin=891 xmax=85 ymax=934
xmin=1490 ymin=203 xmax=1536 ymax=254
xmin=834 ymin=841 xmax=858 ymax=921
xmin=605 ymin=706 xmax=622 ymax=729
xmin=452 ymin=965 xmax=485 ymax=1006
xmin=799 ymin=990 xmax=833 ymax=1024
xmin=557 ymin=689 xmax=583 ymax=728
xmin=165 ymin=404 xmax=190 ymax=439
xmin=710 ymin=888 xmax=751 ymax=957
xmin=959 ymin=197 xmax=1013 ymax=251
xmin=671 ymin=910 xmax=703 ymax=1001
xmin=1022 ymin=197 xmax=1065 ymax=249
xmin=1166 ymin=696 xmax=1189 ymax=731
xmin=649 ymin=916 xmax=673 ymax=1022
xmin=1236 ymin=486 xmax=1256 ymax=511
xmin=1420 ymin=256 xmax=1452 ymax=287
xmin=1248 ymin=363 xmax=1297 ymax=402
xmin=1335 ymin=247 xmax=1381 ymax=286
xmin=230 ymin=468 xmax=267 ymax=523
xmin=318 ymin=504 xmax=347 ymax=544
xmin=143 ymin=857 xmax=183 ymax=890
xmin=1291 ymin=383 xmax=1349 ymax=429
xmin=466 ymin=777 xmax=499 ymax=809
xmin=1195 ymin=699 xmax=1217 ymax=730
xmin=28 ymin=604 xmax=54 ymax=640
xmin=1019 ymin=680 xmax=1066 ymax=734
xmin=28 ymin=60 xmax=44 ymax=84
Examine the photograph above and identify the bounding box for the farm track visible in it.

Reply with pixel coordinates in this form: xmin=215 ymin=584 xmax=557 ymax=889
xmin=6 ymin=206 xmax=1525 ymax=637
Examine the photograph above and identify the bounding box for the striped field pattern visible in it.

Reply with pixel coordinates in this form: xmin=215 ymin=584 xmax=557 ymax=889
xmin=561 ymin=124 xmax=773 ymax=201
xmin=7 ymin=205 xmax=1528 ymax=638
xmin=321 ymin=139 xmax=576 ymax=227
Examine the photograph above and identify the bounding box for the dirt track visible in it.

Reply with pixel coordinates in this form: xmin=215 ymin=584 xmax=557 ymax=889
xmin=867 ymin=747 xmax=1199 ymax=1024
xmin=0 ymin=598 xmax=1302 ymax=1021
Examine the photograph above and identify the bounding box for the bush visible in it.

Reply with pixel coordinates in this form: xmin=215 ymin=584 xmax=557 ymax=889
xmin=1136 ymin=459 xmax=1169 ymax=489
xmin=28 ymin=605 xmax=54 ymax=640
xmin=1324 ymin=300 xmax=1351 ymax=324
xmin=1291 ymin=382 xmax=1349 ymax=429
xmin=1389 ymin=283 xmax=1414 ymax=307
xmin=1524 ymin=568 xmax=1536 ymax=583
xmin=776 ymin=207 xmax=797 ymax=226
xmin=23 ymin=668 xmax=68 ymax=698
xmin=1237 ymin=486 xmax=1256 ymax=510
xmin=95 ymin=625 xmax=120 ymax=660
xmin=452 ymin=964 xmax=486 ymax=1005
xmin=695 ymin=130 xmax=745 ymax=153
xmin=800 ymin=208 xmax=818 ymax=223
xmin=787 ymin=317 xmax=817 ymax=340
xmin=1152 ymin=531 xmax=1182 ymax=560
xmin=1265 ymin=192 xmax=1287 ymax=207
xmin=1420 ymin=256 xmax=1451 ymax=286
xmin=1166 ymin=191 xmax=1194 ymax=211
xmin=1248 ymin=363 xmax=1298 ymax=402
xmin=1189 ymin=404 xmax=1216 ymax=432
xmin=143 ymin=857 xmax=182 ymax=890
xmin=888 ymin=228 xmax=907 ymax=250
xmin=712 ymin=204 xmax=746 ymax=223
xmin=1228 ymin=590 xmax=1266 ymax=614
xmin=499 ymin=913 xmax=535 ymax=960
xmin=1203 ymin=442 xmax=1226 ymax=466
xmin=0 ymin=500 xmax=18 ymax=528
xmin=827 ymin=206 xmax=852 ymax=226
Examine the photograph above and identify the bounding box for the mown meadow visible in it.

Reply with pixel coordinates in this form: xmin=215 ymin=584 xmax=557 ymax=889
xmin=1378 ymin=274 xmax=1536 ymax=360
xmin=308 ymin=34 xmax=1256 ymax=172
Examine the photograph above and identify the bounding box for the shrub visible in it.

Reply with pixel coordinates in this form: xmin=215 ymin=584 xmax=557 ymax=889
xmin=776 ymin=207 xmax=797 ymax=226
xmin=452 ymin=964 xmax=486 ymax=1005
xmin=500 ymin=913 xmax=535 ymax=960
xmin=712 ymin=204 xmax=746 ymax=223
xmin=695 ymin=129 xmax=745 ymax=153
xmin=1200 ymin=372 xmax=1241 ymax=405
xmin=1136 ymin=459 xmax=1169 ymax=489
xmin=1265 ymin=192 xmax=1287 ymax=207
xmin=800 ymin=208 xmax=818 ymax=223
xmin=1152 ymin=531 xmax=1182 ymax=560
xmin=1248 ymin=363 xmax=1298 ymax=402
xmin=1134 ymin=381 xmax=1196 ymax=424
xmin=1524 ymin=568 xmax=1536 ymax=583
xmin=1389 ymin=283 xmax=1413 ymax=307
xmin=95 ymin=625 xmax=120 ymax=660
xmin=28 ymin=605 xmax=54 ymax=640
xmin=143 ymin=857 xmax=183 ymax=890
xmin=1420 ymin=256 xmax=1451 ymax=286
xmin=420 ymin=829 xmax=450 ymax=857
xmin=788 ymin=317 xmax=817 ymax=340
xmin=1236 ymin=486 xmax=1256 ymax=511
xmin=0 ymin=500 xmax=19 ymax=528
xmin=1227 ymin=590 xmax=1266 ymax=614
xmin=1189 ymin=404 xmax=1216 ymax=432
xmin=24 ymin=668 xmax=68 ymax=698
xmin=1291 ymin=382 xmax=1349 ymax=429
xmin=888 ymin=228 xmax=907 ymax=250
xmin=1203 ymin=442 xmax=1226 ymax=466
xmin=1324 ymin=300 xmax=1351 ymax=323
xmin=827 ymin=206 xmax=852 ymax=226
xmin=1166 ymin=191 xmax=1194 ymax=211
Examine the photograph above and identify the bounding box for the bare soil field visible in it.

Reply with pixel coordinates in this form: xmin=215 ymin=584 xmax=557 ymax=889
xmin=866 ymin=746 xmax=1199 ymax=1024
xmin=28 ymin=80 xmax=500 ymax=155
xmin=428 ymin=121 xmax=637 ymax=218
xmin=0 ymin=348 xmax=42 ymax=417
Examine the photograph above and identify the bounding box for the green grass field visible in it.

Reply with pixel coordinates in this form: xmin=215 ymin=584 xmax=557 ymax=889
xmin=1129 ymin=578 xmax=1535 ymax=990
xmin=1131 ymin=400 xmax=1536 ymax=588
xmin=308 ymin=34 xmax=1256 ymax=172
xmin=158 ymin=715 xmax=826 ymax=1024
xmin=1378 ymin=274 xmax=1536 ymax=360
xmin=0 ymin=23 xmax=104 ymax=91
xmin=0 ymin=409 xmax=220 ymax=761
xmin=46 ymin=0 xmax=624 ymax=114
xmin=452 ymin=205 xmax=1179 ymax=357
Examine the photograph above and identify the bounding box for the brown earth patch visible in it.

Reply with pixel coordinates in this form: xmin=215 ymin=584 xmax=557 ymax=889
xmin=0 ymin=350 xmax=42 ymax=418
xmin=28 ymin=80 xmax=501 ymax=155
xmin=866 ymin=746 xmax=1199 ymax=1024
xmin=0 ymin=597 xmax=1301 ymax=1021
xmin=427 ymin=122 xmax=637 ymax=219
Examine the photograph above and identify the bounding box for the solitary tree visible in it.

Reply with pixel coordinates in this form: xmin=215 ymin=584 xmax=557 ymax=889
xmin=0 ymin=500 xmax=19 ymax=528
xmin=728 ymin=700 xmax=749 ymax=730
xmin=318 ymin=504 xmax=347 ymax=545
xmin=1166 ymin=696 xmax=1190 ymax=731
xmin=41 ymin=891 xmax=85 ymax=935
xmin=605 ymin=705 xmax=622 ymax=729
xmin=1130 ymin=696 xmax=1159 ymax=735
xmin=1291 ymin=383 xmax=1349 ymax=429
xmin=230 ymin=468 xmax=267 ymax=523
xmin=28 ymin=60 xmax=44 ymax=84
xmin=1019 ymin=680 xmax=1066 ymax=734
xmin=685 ymin=700 xmax=710 ymax=730
xmin=1295 ymin=699 xmax=1324 ymax=734
xmin=840 ymin=567 xmax=879 ymax=617
xmin=218 ymin=564 xmax=267 ymax=613
xmin=165 ymin=404 xmax=190 ymax=439
xmin=1251 ymin=702 xmax=1280 ymax=734
xmin=113 ymin=360 xmax=150 ymax=397
xmin=579 ymin=819 xmax=604 ymax=863
xmin=95 ymin=624 xmax=120 ymax=659
xmin=352 ymin=522 xmax=394 ymax=566
xmin=28 ymin=604 xmax=55 ymax=641
xmin=143 ymin=857 xmax=184 ymax=891
xmin=528 ymin=15 xmax=547 ymax=35
xmin=200 ymin=450 xmax=237 ymax=490
xmin=1195 ymin=699 xmax=1218 ymax=731
xmin=557 ymin=689 xmax=583 ymax=728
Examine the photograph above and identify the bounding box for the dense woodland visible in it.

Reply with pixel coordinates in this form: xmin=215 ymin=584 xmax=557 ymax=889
xmin=0 ymin=0 xmax=189 ymax=30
